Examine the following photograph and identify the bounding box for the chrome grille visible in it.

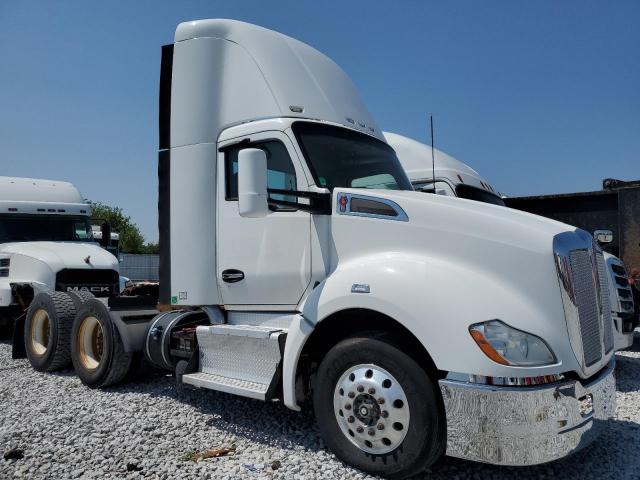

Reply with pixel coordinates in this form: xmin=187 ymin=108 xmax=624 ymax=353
xmin=554 ymin=230 xmax=616 ymax=377
xmin=568 ymin=249 xmax=602 ymax=367
xmin=595 ymin=251 xmax=614 ymax=353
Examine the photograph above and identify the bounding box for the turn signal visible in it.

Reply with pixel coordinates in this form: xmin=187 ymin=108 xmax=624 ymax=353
xmin=469 ymin=320 xmax=556 ymax=367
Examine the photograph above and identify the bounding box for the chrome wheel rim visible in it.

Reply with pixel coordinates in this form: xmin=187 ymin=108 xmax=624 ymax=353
xmin=30 ymin=309 xmax=50 ymax=356
xmin=333 ymin=364 xmax=410 ymax=454
xmin=78 ymin=316 xmax=104 ymax=371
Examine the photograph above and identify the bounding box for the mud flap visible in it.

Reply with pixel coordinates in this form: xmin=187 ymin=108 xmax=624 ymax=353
xmin=11 ymin=313 xmax=26 ymax=359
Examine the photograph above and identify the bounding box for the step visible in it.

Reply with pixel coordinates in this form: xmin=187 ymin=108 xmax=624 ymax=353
xmin=201 ymin=323 xmax=283 ymax=339
xmin=181 ymin=372 xmax=269 ymax=400
xmin=188 ymin=324 xmax=286 ymax=400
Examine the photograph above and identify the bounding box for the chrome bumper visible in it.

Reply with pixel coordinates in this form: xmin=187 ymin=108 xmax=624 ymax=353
xmin=438 ymin=360 xmax=616 ymax=466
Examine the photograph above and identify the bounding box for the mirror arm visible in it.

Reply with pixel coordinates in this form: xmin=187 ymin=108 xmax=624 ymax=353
xmin=267 ymin=189 xmax=332 ymax=214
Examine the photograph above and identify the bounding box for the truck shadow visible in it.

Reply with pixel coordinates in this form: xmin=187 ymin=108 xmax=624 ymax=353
xmin=106 ymin=350 xmax=640 ymax=479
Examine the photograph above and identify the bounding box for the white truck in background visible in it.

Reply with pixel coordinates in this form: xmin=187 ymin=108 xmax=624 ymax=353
xmin=386 ymin=131 xmax=636 ymax=350
xmin=0 ymin=177 xmax=120 ymax=348
xmin=13 ymin=20 xmax=617 ymax=478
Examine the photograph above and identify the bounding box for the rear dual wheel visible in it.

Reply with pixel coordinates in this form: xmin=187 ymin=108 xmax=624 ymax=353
xmin=313 ymin=334 xmax=445 ymax=479
xmin=71 ymin=299 xmax=131 ymax=388
xmin=25 ymin=292 xmax=76 ymax=372
xmin=24 ymin=291 xmax=131 ymax=388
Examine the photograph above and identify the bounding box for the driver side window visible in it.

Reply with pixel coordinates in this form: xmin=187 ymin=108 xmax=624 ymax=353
xmin=225 ymin=140 xmax=297 ymax=209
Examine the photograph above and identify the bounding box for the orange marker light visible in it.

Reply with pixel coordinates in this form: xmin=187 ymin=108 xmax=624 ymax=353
xmin=469 ymin=329 xmax=510 ymax=366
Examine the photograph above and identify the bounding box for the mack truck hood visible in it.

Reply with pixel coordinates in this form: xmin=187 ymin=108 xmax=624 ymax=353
xmin=324 ymin=188 xmax=609 ymax=379
xmin=0 ymin=242 xmax=119 ymax=272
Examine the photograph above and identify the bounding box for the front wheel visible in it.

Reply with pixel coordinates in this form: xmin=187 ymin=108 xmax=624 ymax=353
xmin=313 ymin=334 xmax=445 ymax=479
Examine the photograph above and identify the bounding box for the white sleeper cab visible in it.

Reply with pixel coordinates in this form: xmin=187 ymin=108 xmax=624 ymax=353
xmin=387 ymin=130 xmax=636 ymax=352
xmin=13 ymin=20 xmax=617 ymax=479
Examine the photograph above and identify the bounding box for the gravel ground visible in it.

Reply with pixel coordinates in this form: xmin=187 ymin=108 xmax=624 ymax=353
xmin=1 ymin=334 xmax=639 ymax=480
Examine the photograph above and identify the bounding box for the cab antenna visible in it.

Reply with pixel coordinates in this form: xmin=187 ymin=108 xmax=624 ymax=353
xmin=430 ymin=115 xmax=436 ymax=192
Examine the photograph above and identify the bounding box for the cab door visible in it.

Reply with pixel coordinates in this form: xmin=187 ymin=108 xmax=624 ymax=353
xmin=216 ymin=131 xmax=311 ymax=307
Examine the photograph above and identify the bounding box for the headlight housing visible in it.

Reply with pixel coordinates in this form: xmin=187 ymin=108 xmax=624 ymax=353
xmin=469 ymin=320 xmax=556 ymax=367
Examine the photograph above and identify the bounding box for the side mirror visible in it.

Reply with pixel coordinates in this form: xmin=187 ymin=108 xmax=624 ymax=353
xmin=238 ymin=148 xmax=268 ymax=218
xmin=100 ymin=221 xmax=112 ymax=248
xmin=594 ymin=229 xmax=613 ymax=245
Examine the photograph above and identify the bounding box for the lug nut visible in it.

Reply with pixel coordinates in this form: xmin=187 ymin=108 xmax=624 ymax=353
xmin=348 ymin=416 xmax=355 ymax=423
xmin=377 ymin=423 xmax=385 ymax=430
xmin=344 ymin=403 xmax=351 ymax=410
xmin=357 ymin=385 xmax=364 ymax=393
xmin=378 ymin=397 xmax=385 ymax=404
xmin=368 ymin=428 xmax=375 ymax=436
xmin=356 ymin=426 xmax=364 ymax=433
xmin=368 ymin=388 xmax=376 ymax=395
xmin=348 ymin=392 xmax=355 ymax=399
xmin=381 ymin=410 xmax=389 ymax=418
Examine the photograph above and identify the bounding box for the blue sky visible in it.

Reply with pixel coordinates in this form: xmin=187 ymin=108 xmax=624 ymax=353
xmin=1 ymin=1 xmax=638 ymax=242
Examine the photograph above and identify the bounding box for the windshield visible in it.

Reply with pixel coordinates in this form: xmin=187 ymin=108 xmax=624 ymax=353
xmin=455 ymin=184 xmax=506 ymax=206
xmin=292 ymin=122 xmax=413 ymax=191
xmin=0 ymin=214 xmax=94 ymax=243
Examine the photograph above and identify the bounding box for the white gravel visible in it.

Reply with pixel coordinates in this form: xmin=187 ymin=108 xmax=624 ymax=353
xmin=1 ymin=334 xmax=639 ymax=480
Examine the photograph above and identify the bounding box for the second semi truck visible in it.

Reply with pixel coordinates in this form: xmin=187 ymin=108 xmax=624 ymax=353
xmin=0 ymin=177 xmax=120 ymax=346
xmin=13 ymin=20 xmax=617 ymax=478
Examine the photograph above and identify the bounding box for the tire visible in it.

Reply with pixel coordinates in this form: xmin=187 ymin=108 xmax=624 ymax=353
xmin=71 ymin=298 xmax=132 ymax=388
xmin=313 ymin=334 xmax=445 ymax=479
xmin=24 ymin=292 xmax=76 ymax=372
xmin=67 ymin=290 xmax=95 ymax=311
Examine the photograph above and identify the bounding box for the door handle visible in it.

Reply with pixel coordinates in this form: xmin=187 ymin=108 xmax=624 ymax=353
xmin=222 ymin=269 xmax=245 ymax=283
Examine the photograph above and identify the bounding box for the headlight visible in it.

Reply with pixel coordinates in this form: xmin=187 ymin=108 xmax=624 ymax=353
xmin=469 ymin=320 xmax=556 ymax=367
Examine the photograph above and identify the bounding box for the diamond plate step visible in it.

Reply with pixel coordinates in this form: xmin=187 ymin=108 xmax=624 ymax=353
xmin=182 ymin=372 xmax=269 ymax=400
xmin=187 ymin=323 xmax=287 ymax=401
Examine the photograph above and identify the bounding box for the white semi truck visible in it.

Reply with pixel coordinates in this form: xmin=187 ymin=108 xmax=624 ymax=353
xmin=0 ymin=177 xmax=120 ymax=355
xmin=14 ymin=20 xmax=617 ymax=478
xmin=386 ymin=131 xmax=636 ymax=351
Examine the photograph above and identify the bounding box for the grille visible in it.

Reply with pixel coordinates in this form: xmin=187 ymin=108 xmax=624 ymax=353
xmin=55 ymin=268 xmax=119 ymax=297
xmin=569 ymin=250 xmax=602 ymax=367
xmin=618 ymin=289 xmax=632 ymax=299
xmin=56 ymin=269 xmax=119 ymax=284
xmin=611 ymin=263 xmax=626 ymax=276
xmin=0 ymin=258 xmax=9 ymax=267
xmin=0 ymin=269 xmax=8 ymax=278
xmin=615 ymin=276 xmax=629 ymax=287
xmin=595 ymin=251 xmax=614 ymax=353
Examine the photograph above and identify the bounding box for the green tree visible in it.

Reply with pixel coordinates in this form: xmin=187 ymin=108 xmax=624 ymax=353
xmin=88 ymin=201 xmax=148 ymax=254
xmin=140 ymin=242 xmax=160 ymax=254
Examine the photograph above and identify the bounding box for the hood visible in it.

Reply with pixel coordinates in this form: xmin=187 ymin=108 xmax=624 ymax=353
xmin=327 ymin=188 xmax=588 ymax=377
xmin=338 ymin=188 xmax=573 ymax=245
xmin=0 ymin=242 xmax=119 ymax=272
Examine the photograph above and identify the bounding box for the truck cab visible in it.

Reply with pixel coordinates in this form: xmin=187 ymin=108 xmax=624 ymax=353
xmin=15 ymin=20 xmax=617 ymax=479
xmin=0 ymin=177 xmax=120 ymax=337
xmin=386 ymin=130 xmax=636 ymax=350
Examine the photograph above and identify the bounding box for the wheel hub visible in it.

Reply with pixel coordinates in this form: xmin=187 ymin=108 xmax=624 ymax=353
xmin=78 ymin=316 xmax=104 ymax=372
xmin=333 ymin=364 xmax=410 ymax=455
xmin=353 ymin=394 xmax=381 ymax=426
xmin=30 ymin=309 xmax=51 ymax=357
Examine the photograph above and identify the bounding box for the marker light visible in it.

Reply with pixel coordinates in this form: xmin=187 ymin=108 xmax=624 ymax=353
xmin=469 ymin=320 xmax=556 ymax=367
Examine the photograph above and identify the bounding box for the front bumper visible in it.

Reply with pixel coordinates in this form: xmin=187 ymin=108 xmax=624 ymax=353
xmin=438 ymin=360 xmax=616 ymax=466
